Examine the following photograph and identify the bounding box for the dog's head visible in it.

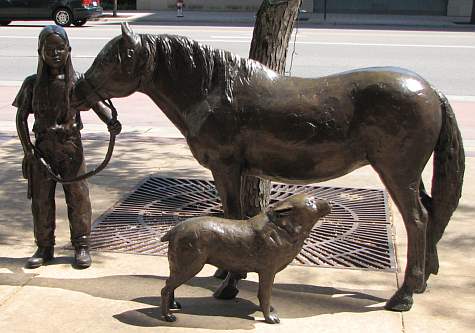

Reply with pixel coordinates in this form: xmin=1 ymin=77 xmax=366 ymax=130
xmin=267 ymin=194 xmax=331 ymax=238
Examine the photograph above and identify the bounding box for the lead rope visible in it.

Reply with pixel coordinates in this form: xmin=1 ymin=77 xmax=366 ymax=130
xmin=32 ymin=98 xmax=118 ymax=184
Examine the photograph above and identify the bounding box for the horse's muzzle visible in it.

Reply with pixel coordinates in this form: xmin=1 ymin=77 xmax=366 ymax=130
xmin=74 ymin=77 xmax=106 ymax=109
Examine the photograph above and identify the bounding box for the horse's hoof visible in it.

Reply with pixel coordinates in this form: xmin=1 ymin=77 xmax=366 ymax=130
xmin=414 ymin=281 xmax=427 ymax=294
xmin=264 ymin=312 xmax=280 ymax=324
xmin=213 ymin=285 xmax=239 ymax=300
xmin=213 ymin=268 xmax=228 ymax=280
xmin=170 ymin=300 xmax=182 ymax=310
xmin=427 ymin=256 xmax=439 ymax=276
xmin=162 ymin=314 xmax=177 ymax=322
xmin=385 ymin=291 xmax=413 ymax=312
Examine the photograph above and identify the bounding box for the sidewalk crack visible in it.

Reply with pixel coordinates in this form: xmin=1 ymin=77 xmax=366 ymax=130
xmin=0 ymin=274 xmax=37 ymax=308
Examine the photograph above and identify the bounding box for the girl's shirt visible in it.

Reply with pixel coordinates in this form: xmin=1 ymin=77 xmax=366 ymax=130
xmin=13 ymin=74 xmax=83 ymax=136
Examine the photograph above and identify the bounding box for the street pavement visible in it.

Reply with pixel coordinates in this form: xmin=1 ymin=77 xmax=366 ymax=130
xmin=0 ymin=11 xmax=474 ymax=333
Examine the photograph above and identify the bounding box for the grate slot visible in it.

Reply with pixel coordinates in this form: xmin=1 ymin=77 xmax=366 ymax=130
xmin=90 ymin=176 xmax=396 ymax=271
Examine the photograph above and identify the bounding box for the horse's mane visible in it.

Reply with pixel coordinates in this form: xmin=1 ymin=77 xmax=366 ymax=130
xmin=140 ymin=34 xmax=269 ymax=104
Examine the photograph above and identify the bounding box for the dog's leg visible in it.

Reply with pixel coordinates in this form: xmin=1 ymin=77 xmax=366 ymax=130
xmin=258 ymin=272 xmax=279 ymax=324
xmin=161 ymin=261 xmax=205 ymax=322
xmin=161 ymin=281 xmax=176 ymax=322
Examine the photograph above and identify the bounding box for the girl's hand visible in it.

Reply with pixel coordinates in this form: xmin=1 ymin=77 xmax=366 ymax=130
xmin=22 ymin=149 xmax=35 ymax=179
xmin=107 ymin=119 xmax=122 ymax=135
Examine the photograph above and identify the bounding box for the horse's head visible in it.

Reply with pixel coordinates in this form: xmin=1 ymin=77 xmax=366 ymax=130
xmin=76 ymin=23 xmax=146 ymax=107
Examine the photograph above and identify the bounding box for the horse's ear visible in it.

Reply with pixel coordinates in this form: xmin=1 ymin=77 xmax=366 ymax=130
xmin=121 ymin=22 xmax=136 ymax=46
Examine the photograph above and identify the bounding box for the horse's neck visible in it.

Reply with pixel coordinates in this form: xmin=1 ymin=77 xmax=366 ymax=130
xmin=143 ymin=85 xmax=190 ymax=136
xmin=142 ymin=36 xmax=227 ymax=129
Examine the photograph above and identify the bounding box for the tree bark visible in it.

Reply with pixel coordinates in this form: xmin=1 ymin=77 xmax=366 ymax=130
xmin=249 ymin=0 xmax=302 ymax=73
xmin=471 ymin=0 xmax=475 ymax=24
xmin=240 ymin=0 xmax=301 ymax=218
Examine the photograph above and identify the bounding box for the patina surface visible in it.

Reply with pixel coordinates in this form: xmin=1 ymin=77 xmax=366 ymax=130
xmin=14 ymin=25 xmax=121 ymax=269
xmin=75 ymin=23 xmax=465 ymax=311
xmin=160 ymin=194 xmax=331 ymax=323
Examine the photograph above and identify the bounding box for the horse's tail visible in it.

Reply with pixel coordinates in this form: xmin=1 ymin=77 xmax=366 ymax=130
xmin=425 ymin=91 xmax=465 ymax=275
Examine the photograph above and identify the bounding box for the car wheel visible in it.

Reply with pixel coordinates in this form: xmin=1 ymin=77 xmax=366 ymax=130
xmin=73 ymin=20 xmax=87 ymax=27
xmin=54 ymin=8 xmax=73 ymax=27
xmin=0 ymin=21 xmax=12 ymax=26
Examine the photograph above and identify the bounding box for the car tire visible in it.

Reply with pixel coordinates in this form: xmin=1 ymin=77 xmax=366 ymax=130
xmin=54 ymin=8 xmax=73 ymax=27
xmin=73 ymin=19 xmax=87 ymax=27
xmin=0 ymin=21 xmax=12 ymax=26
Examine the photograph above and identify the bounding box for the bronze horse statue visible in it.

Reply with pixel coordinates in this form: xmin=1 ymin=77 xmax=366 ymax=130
xmin=75 ymin=23 xmax=464 ymax=312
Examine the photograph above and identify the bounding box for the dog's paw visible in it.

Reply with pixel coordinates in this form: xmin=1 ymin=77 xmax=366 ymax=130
xmin=162 ymin=313 xmax=177 ymax=322
xmin=264 ymin=312 xmax=280 ymax=324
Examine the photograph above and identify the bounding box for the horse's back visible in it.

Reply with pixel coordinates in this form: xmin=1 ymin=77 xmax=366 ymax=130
xmin=336 ymin=67 xmax=443 ymax=158
xmin=233 ymin=66 xmax=443 ymax=182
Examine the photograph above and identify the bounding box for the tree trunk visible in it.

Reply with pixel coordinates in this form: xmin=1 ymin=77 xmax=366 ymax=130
xmin=249 ymin=0 xmax=302 ymax=73
xmin=471 ymin=0 xmax=475 ymax=24
xmin=240 ymin=0 xmax=302 ymax=218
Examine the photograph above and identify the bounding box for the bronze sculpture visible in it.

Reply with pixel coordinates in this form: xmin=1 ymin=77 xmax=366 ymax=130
xmin=75 ymin=23 xmax=464 ymax=311
xmin=14 ymin=25 xmax=122 ymax=269
xmin=160 ymin=194 xmax=331 ymax=323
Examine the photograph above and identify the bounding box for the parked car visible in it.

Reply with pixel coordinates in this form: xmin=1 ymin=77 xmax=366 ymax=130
xmin=0 ymin=0 xmax=103 ymax=27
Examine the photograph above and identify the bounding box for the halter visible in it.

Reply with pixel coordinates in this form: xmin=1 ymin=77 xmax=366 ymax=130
xmin=32 ymin=78 xmax=118 ymax=184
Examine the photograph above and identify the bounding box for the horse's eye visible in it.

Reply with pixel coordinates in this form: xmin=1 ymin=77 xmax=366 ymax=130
xmin=126 ymin=49 xmax=134 ymax=58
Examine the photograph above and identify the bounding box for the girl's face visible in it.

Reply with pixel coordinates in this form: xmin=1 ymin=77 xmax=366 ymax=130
xmin=41 ymin=34 xmax=70 ymax=69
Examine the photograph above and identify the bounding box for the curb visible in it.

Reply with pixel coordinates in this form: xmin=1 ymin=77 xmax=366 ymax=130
xmin=93 ymin=11 xmax=475 ymax=30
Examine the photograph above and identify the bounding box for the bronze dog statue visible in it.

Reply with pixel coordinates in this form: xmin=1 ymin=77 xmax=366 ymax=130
xmin=160 ymin=194 xmax=331 ymax=323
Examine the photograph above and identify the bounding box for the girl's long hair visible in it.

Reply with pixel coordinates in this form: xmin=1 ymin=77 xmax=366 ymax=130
xmin=32 ymin=25 xmax=74 ymax=121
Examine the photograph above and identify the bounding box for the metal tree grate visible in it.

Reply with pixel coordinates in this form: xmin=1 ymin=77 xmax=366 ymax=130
xmin=91 ymin=176 xmax=396 ymax=271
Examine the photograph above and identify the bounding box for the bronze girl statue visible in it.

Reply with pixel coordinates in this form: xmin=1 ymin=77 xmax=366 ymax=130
xmin=14 ymin=25 xmax=121 ymax=269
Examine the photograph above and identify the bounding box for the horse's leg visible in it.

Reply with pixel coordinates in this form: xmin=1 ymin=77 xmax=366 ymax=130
xmin=211 ymin=166 xmax=243 ymax=219
xmin=417 ymin=180 xmax=435 ymax=294
xmin=374 ymin=167 xmax=428 ymax=311
xmin=419 ymin=180 xmax=432 ymax=213
xmin=210 ymin=165 xmax=244 ymax=299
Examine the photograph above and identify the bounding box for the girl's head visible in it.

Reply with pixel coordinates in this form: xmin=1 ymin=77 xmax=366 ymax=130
xmin=33 ymin=25 xmax=75 ymax=114
xmin=38 ymin=25 xmax=71 ymax=72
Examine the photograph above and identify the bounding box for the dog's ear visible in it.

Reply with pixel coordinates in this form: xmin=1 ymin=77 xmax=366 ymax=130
xmin=269 ymin=203 xmax=302 ymax=238
xmin=273 ymin=203 xmax=293 ymax=218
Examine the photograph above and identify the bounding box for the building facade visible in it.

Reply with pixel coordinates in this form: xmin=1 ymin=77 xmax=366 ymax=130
xmin=136 ymin=0 xmax=473 ymax=17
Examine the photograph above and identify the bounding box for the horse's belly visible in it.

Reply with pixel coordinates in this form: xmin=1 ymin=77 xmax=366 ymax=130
xmin=245 ymin=143 xmax=368 ymax=184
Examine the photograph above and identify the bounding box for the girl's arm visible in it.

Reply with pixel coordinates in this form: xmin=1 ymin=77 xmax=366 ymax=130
xmin=13 ymin=77 xmax=35 ymax=156
xmin=91 ymin=101 xmax=122 ymax=135
xmin=16 ymin=106 xmax=34 ymax=155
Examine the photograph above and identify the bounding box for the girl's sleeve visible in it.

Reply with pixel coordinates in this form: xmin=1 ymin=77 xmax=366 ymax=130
xmin=12 ymin=75 xmax=35 ymax=113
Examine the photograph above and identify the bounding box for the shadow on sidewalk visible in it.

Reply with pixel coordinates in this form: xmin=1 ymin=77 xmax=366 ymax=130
xmin=0 ymin=262 xmax=386 ymax=329
xmin=0 ymin=135 xmax=209 ymax=247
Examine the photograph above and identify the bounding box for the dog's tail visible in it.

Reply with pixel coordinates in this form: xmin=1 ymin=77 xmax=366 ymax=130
xmin=161 ymin=231 xmax=171 ymax=242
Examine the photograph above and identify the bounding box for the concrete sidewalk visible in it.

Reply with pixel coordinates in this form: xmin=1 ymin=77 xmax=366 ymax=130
xmin=1 ymin=8 xmax=474 ymax=331
xmin=96 ymin=9 xmax=475 ymax=29
xmin=0 ymin=87 xmax=474 ymax=331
